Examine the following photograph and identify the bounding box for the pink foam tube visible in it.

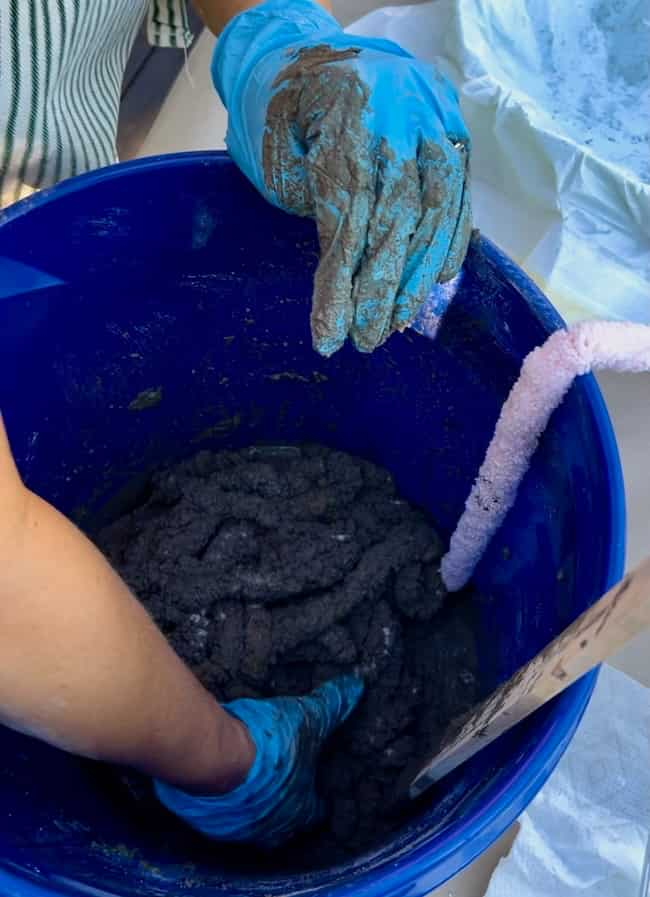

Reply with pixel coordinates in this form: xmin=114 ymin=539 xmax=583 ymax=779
xmin=441 ymin=322 xmax=650 ymax=592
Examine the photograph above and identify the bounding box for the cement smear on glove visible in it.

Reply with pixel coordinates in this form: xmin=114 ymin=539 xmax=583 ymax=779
xmin=97 ymin=445 xmax=481 ymax=867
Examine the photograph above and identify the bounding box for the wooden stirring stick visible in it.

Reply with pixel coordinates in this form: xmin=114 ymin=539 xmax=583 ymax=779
xmin=404 ymin=555 xmax=650 ymax=801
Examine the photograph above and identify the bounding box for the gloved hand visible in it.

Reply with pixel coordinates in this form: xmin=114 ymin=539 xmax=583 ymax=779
xmin=154 ymin=675 xmax=363 ymax=846
xmin=212 ymin=0 xmax=471 ymax=356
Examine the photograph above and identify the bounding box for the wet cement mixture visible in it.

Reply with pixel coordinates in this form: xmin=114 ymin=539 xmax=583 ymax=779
xmin=97 ymin=445 xmax=482 ymax=867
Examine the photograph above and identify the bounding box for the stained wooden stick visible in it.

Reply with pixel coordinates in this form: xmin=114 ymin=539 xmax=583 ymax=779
xmin=406 ymin=556 xmax=650 ymax=800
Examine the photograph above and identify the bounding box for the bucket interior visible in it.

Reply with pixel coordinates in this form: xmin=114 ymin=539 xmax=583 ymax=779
xmin=0 ymin=154 xmax=624 ymax=897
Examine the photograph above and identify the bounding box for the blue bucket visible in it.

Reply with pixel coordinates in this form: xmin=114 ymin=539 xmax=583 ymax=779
xmin=0 ymin=153 xmax=625 ymax=896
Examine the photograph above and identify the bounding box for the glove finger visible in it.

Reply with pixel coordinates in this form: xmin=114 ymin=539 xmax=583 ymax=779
xmin=438 ymin=152 xmax=472 ymax=283
xmin=348 ymin=147 xmax=421 ymax=353
xmin=308 ymin=163 xmax=372 ymax=357
xmin=256 ymin=789 xmax=324 ymax=849
xmin=263 ymin=121 xmax=310 ymax=214
xmin=307 ymin=675 xmax=365 ymax=741
xmin=390 ymin=137 xmax=466 ymax=333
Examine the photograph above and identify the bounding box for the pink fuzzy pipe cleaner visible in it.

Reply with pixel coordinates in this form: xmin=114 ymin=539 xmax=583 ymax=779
xmin=441 ymin=321 xmax=650 ymax=592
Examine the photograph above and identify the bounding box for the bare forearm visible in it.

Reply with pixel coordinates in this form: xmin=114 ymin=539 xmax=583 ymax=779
xmin=0 ymin=421 xmax=253 ymax=793
xmin=193 ymin=0 xmax=333 ymax=36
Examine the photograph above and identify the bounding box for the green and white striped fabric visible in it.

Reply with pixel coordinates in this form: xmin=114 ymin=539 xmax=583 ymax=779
xmin=0 ymin=0 xmax=192 ymax=208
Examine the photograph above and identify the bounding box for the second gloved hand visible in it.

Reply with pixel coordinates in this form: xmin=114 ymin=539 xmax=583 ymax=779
xmin=212 ymin=0 xmax=471 ymax=357
xmin=154 ymin=676 xmax=363 ymax=846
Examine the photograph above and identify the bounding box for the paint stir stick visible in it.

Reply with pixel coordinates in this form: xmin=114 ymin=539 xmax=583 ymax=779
xmin=402 ymin=555 xmax=650 ymax=801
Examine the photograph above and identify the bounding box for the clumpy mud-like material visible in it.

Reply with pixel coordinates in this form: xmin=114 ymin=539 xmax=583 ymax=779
xmin=97 ymin=445 xmax=481 ymax=866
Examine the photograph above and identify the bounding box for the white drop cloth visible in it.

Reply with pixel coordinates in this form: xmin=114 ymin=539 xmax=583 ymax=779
xmin=483 ymin=664 xmax=650 ymax=896
xmin=348 ymin=0 xmax=650 ymax=324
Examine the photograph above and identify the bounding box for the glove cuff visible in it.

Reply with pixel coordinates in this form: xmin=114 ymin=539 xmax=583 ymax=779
xmin=212 ymin=0 xmax=341 ymax=109
xmin=154 ymin=700 xmax=295 ymax=842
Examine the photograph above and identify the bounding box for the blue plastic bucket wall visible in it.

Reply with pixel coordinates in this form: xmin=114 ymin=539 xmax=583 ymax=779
xmin=0 ymin=153 xmax=625 ymax=897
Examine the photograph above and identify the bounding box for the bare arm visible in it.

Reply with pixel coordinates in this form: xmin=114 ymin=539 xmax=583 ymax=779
xmin=193 ymin=0 xmax=333 ymax=37
xmin=0 ymin=416 xmax=253 ymax=793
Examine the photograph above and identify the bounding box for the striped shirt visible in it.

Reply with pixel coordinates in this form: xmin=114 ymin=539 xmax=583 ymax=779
xmin=0 ymin=0 xmax=192 ymax=208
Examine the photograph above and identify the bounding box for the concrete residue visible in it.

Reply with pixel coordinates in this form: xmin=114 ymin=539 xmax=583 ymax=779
xmin=128 ymin=387 xmax=163 ymax=412
xmin=97 ymin=445 xmax=481 ymax=867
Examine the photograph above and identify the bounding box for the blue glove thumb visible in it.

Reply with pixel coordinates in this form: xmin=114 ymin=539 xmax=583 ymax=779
xmin=154 ymin=676 xmax=364 ymax=846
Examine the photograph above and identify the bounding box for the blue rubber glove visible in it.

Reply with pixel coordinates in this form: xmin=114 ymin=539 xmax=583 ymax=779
xmin=212 ymin=0 xmax=471 ymax=356
xmin=154 ymin=676 xmax=363 ymax=846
